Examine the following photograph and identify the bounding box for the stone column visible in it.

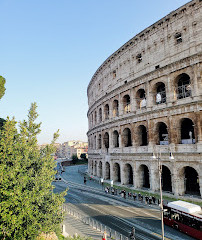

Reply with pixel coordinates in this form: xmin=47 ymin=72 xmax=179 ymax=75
xmin=192 ymin=64 xmax=199 ymax=98
xmin=120 ymin=161 xmax=124 ymax=185
xmin=118 ymin=93 xmax=122 ymax=116
xmin=150 ymin=161 xmax=159 ymax=191
xmin=166 ymin=74 xmax=176 ymax=106
xmin=146 ymin=81 xmax=153 ymax=110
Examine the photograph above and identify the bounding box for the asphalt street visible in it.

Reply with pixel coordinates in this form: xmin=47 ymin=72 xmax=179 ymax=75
xmin=53 ymin=164 xmax=195 ymax=240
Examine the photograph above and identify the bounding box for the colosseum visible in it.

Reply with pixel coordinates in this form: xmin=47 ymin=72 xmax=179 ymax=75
xmin=87 ymin=0 xmax=202 ymax=199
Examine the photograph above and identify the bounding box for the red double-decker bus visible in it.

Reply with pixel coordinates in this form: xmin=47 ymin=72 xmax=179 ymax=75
xmin=163 ymin=200 xmax=202 ymax=240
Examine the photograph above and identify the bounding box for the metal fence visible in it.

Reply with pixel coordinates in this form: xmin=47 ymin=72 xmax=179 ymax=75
xmin=62 ymin=205 xmax=129 ymax=240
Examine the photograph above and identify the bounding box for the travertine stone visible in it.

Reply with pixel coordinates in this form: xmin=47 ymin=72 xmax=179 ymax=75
xmin=87 ymin=0 xmax=202 ymax=199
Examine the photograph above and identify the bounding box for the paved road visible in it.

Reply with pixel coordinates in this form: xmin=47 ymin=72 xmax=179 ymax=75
xmin=53 ymin=164 xmax=195 ymax=240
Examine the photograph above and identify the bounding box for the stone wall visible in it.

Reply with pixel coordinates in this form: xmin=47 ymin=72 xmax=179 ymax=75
xmin=87 ymin=0 xmax=202 ymax=198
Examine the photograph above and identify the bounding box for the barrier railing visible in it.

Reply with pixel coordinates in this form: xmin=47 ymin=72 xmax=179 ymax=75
xmin=62 ymin=205 xmax=129 ymax=240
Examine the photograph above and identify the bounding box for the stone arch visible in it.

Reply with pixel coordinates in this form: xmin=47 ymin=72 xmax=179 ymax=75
xmin=154 ymin=82 xmax=166 ymax=104
xmin=155 ymin=122 xmax=169 ymax=145
xmin=113 ymin=130 xmax=119 ymax=148
xmin=137 ymin=125 xmax=148 ymax=146
xmin=94 ymin=161 xmax=97 ymax=176
xmin=123 ymin=95 xmax=131 ymax=113
xmin=105 ymin=162 xmax=110 ymax=180
xmin=99 ymin=108 xmax=102 ymax=122
xmin=98 ymin=134 xmax=102 ymax=149
xmin=179 ymin=166 xmax=200 ymax=196
xmin=139 ymin=164 xmax=150 ymax=189
xmin=103 ymin=132 xmax=109 ymax=149
xmin=94 ymin=111 xmax=97 ymax=125
xmin=180 ymin=118 xmax=195 ymax=144
xmin=113 ymin=99 xmax=119 ymax=117
xmin=104 ymin=104 xmax=109 ymax=120
xmin=136 ymin=89 xmax=146 ymax=109
xmin=94 ymin=135 xmax=96 ymax=149
xmin=89 ymin=160 xmax=93 ymax=175
xmin=113 ymin=162 xmax=121 ymax=182
xmin=122 ymin=128 xmax=132 ymax=147
xmin=123 ymin=163 xmax=133 ymax=185
xmin=98 ymin=161 xmax=103 ymax=178
xmin=175 ymin=73 xmax=191 ymax=99
xmin=162 ymin=165 xmax=172 ymax=192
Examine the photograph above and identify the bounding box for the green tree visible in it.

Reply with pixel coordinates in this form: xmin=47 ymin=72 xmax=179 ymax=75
xmin=80 ymin=153 xmax=86 ymax=160
xmin=0 ymin=76 xmax=6 ymax=100
xmin=0 ymin=103 xmax=67 ymax=240
xmin=71 ymin=154 xmax=78 ymax=165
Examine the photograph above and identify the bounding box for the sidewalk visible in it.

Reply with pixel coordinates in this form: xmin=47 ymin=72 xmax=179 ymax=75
xmin=63 ymin=213 xmax=105 ymax=239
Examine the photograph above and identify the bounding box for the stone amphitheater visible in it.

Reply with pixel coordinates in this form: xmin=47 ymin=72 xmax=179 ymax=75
xmin=87 ymin=0 xmax=202 ymax=199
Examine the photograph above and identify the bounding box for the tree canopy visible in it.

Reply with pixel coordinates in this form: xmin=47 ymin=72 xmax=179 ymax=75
xmin=0 ymin=76 xmax=6 ymax=100
xmin=0 ymin=103 xmax=67 ymax=240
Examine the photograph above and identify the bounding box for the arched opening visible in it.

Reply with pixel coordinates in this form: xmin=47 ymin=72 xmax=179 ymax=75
xmin=157 ymin=122 xmax=169 ymax=145
xmin=94 ymin=161 xmax=97 ymax=176
xmin=104 ymin=104 xmax=109 ymax=120
xmin=98 ymin=134 xmax=102 ymax=149
xmin=176 ymin=73 xmax=191 ymax=99
xmin=105 ymin=162 xmax=110 ymax=180
xmin=94 ymin=111 xmax=97 ymax=125
xmin=99 ymin=108 xmax=102 ymax=122
xmin=139 ymin=165 xmax=150 ymax=189
xmin=124 ymin=164 xmax=133 ymax=185
xmin=162 ymin=165 xmax=172 ymax=192
xmin=184 ymin=167 xmax=200 ymax=196
xmin=94 ymin=135 xmax=96 ymax=149
xmin=180 ymin=118 xmax=195 ymax=144
xmin=137 ymin=125 xmax=148 ymax=146
xmin=98 ymin=161 xmax=102 ymax=178
xmin=91 ymin=161 xmax=93 ymax=175
xmin=103 ymin=132 xmax=109 ymax=149
xmin=123 ymin=95 xmax=131 ymax=113
xmin=156 ymin=82 xmax=166 ymax=104
xmin=122 ymin=128 xmax=132 ymax=147
xmin=91 ymin=114 xmax=94 ymax=127
xmin=113 ymin=100 xmax=119 ymax=117
xmin=113 ymin=130 xmax=119 ymax=148
xmin=136 ymin=89 xmax=146 ymax=109
xmin=113 ymin=163 xmax=121 ymax=182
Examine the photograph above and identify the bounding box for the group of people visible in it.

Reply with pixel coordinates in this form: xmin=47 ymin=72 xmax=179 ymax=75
xmin=103 ymin=187 xmax=160 ymax=206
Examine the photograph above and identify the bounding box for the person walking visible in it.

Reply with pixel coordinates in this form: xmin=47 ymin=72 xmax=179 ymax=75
xmin=129 ymin=227 xmax=135 ymax=240
xmin=84 ymin=176 xmax=87 ymax=184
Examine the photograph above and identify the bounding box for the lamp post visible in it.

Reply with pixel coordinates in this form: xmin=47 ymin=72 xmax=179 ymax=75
xmin=152 ymin=151 xmax=164 ymax=240
xmin=152 ymin=150 xmax=174 ymax=240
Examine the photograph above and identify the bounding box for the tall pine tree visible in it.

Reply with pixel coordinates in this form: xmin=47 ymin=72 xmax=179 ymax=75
xmin=0 ymin=103 xmax=67 ymax=240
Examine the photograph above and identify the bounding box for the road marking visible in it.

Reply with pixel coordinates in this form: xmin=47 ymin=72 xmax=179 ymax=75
xmin=152 ymin=232 xmax=171 ymax=240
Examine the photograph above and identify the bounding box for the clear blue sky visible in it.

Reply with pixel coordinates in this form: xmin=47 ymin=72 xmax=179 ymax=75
xmin=0 ymin=0 xmax=190 ymax=144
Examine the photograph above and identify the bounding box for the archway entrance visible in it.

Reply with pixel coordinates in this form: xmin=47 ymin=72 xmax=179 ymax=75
xmin=157 ymin=122 xmax=168 ymax=145
xmin=124 ymin=164 xmax=133 ymax=185
xmin=162 ymin=165 xmax=172 ymax=192
xmin=94 ymin=161 xmax=97 ymax=176
xmin=181 ymin=118 xmax=195 ymax=144
xmin=139 ymin=165 xmax=150 ymax=188
xmin=184 ymin=167 xmax=200 ymax=196
xmin=137 ymin=125 xmax=147 ymax=146
xmin=122 ymin=128 xmax=132 ymax=147
xmin=113 ymin=163 xmax=121 ymax=182
xmin=98 ymin=161 xmax=102 ymax=178
xmin=105 ymin=162 xmax=110 ymax=180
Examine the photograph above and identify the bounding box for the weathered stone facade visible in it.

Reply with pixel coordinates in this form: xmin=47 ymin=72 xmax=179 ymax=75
xmin=87 ymin=0 xmax=202 ymax=198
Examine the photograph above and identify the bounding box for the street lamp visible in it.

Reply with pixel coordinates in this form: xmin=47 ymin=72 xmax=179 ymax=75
xmin=152 ymin=149 xmax=175 ymax=240
xmin=152 ymin=151 xmax=164 ymax=240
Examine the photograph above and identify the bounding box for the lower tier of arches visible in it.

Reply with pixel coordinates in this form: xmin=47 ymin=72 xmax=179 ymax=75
xmin=88 ymin=156 xmax=202 ymax=198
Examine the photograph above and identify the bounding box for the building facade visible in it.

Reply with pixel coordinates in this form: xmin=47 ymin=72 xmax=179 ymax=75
xmin=87 ymin=0 xmax=202 ymax=198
